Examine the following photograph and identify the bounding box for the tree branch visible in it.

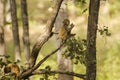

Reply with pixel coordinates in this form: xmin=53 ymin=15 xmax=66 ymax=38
xmin=19 ymin=28 xmax=75 ymax=79
xmin=29 ymin=0 xmax=64 ymax=68
xmin=32 ymin=70 xmax=86 ymax=79
xmin=19 ymin=0 xmax=64 ymax=79
xmin=19 ymin=27 xmax=75 ymax=79
xmin=19 ymin=37 xmax=65 ymax=79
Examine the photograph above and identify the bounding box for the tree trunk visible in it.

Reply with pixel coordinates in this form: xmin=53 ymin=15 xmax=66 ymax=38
xmin=21 ymin=0 xmax=30 ymax=67
xmin=10 ymin=0 xmax=21 ymax=62
xmin=5 ymin=0 xmax=11 ymax=31
xmin=86 ymin=0 xmax=100 ymax=80
xmin=54 ymin=0 xmax=73 ymax=80
xmin=0 ymin=0 xmax=6 ymax=61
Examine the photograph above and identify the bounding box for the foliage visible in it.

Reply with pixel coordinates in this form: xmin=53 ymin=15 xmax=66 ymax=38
xmin=63 ymin=37 xmax=86 ymax=65
xmin=0 ymin=56 xmax=20 ymax=80
xmin=98 ymin=26 xmax=111 ymax=37
xmin=39 ymin=65 xmax=56 ymax=80
xmin=0 ymin=56 xmax=11 ymax=80
xmin=3 ymin=0 xmax=120 ymax=80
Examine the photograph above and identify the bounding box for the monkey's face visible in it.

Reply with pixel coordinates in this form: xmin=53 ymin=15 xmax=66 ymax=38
xmin=4 ymin=66 xmax=11 ymax=73
xmin=63 ymin=19 xmax=70 ymax=26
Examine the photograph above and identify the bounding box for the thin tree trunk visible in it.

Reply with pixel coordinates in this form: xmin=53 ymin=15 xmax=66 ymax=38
xmin=5 ymin=0 xmax=11 ymax=31
xmin=0 ymin=0 xmax=6 ymax=61
xmin=10 ymin=0 xmax=21 ymax=62
xmin=86 ymin=0 xmax=100 ymax=80
xmin=54 ymin=0 xmax=73 ymax=80
xmin=21 ymin=0 xmax=30 ymax=67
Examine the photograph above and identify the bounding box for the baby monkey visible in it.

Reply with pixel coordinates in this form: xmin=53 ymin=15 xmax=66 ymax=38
xmin=59 ymin=19 xmax=70 ymax=42
xmin=4 ymin=63 xmax=20 ymax=78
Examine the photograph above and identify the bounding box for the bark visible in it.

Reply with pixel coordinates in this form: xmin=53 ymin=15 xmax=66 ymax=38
xmin=54 ymin=0 xmax=73 ymax=80
xmin=86 ymin=0 xmax=100 ymax=80
xmin=21 ymin=0 xmax=30 ymax=66
xmin=0 ymin=0 xmax=6 ymax=61
xmin=10 ymin=0 xmax=21 ymax=62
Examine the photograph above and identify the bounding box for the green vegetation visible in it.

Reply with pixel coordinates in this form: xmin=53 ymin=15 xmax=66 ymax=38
xmin=4 ymin=0 xmax=120 ymax=80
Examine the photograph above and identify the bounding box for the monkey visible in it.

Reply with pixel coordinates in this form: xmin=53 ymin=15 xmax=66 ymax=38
xmin=58 ymin=19 xmax=70 ymax=42
xmin=4 ymin=63 xmax=20 ymax=78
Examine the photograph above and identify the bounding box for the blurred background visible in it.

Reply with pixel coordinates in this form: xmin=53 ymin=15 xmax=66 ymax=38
xmin=4 ymin=0 xmax=120 ymax=80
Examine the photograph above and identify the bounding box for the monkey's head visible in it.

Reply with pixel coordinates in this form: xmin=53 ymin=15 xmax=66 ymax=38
xmin=4 ymin=63 xmax=20 ymax=77
xmin=63 ymin=19 xmax=70 ymax=26
xmin=4 ymin=66 xmax=11 ymax=73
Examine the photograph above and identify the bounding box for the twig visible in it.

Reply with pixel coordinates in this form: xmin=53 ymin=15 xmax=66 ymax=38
xmin=32 ymin=70 xmax=86 ymax=79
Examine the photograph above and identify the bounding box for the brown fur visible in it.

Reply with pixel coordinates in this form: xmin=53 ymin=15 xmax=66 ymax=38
xmin=4 ymin=63 xmax=20 ymax=78
xmin=59 ymin=19 xmax=70 ymax=41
